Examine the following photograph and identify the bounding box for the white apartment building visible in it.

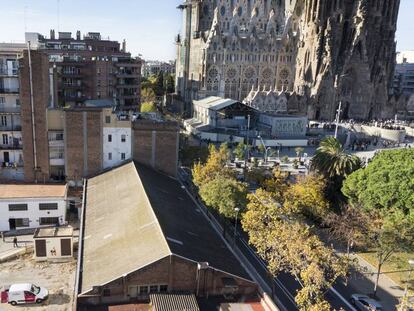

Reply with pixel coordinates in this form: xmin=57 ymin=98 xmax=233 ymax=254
xmin=0 ymin=43 xmax=25 ymax=181
xmin=102 ymin=108 xmax=131 ymax=169
xmin=0 ymin=184 xmax=67 ymax=232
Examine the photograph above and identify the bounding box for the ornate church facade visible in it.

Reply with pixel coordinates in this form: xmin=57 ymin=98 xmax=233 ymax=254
xmin=175 ymin=0 xmax=401 ymax=120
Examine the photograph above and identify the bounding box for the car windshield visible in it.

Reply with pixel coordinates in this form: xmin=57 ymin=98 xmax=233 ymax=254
xmin=31 ymin=285 xmax=40 ymax=294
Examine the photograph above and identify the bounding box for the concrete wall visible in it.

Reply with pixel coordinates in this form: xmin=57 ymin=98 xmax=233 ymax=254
xmin=34 ymin=236 xmax=73 ymax=260
xmin=78 ymin=255 xmax=257 ymax=306
xmin=132 ymin=120 xmax=179 ymax=177
xmin=103 ymin=127 xmax=131 ymax=169
xmin=0 ymin=197 xmax=66 ymax=232
xmin=353 ymin=125 xmax=406 ymax=142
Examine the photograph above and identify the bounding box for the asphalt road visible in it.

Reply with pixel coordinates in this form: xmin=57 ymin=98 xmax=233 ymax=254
xmin=178 ymin=167 xmax=360 ymax=311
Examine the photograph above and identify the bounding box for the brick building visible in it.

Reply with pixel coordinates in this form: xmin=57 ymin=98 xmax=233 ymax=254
xmin=76 ymin=162 xmax=257 ymax=308
xmin=132 ymin=120 xmax=179 ymax=177
xmin=25 ymin=30 xmax=141 ymax=110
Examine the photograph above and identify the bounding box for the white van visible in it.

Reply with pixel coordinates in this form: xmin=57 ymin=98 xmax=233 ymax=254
xmin=1 ymin=283 xmax=48 ymax=305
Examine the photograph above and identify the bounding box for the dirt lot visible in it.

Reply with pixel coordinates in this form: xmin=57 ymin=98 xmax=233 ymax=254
xmin=0 ymin=254 xmax=76 ymax=311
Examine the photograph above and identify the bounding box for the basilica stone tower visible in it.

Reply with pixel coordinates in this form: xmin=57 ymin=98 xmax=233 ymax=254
xmin=292 ymin=0 xmax=400 ymax=120
xmin=175 ymin=0 xmax=400 ymax=120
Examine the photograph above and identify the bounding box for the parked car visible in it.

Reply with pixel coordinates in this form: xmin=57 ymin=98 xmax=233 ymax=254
xmin=350 ymin=294 xmax=383 ymax=311
xmin=1 ymin=283 xmax=48 ymax=306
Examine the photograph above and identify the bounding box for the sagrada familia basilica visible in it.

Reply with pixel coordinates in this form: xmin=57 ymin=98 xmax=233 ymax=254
xmin=175 ymin=0 xmax=409 ymax=121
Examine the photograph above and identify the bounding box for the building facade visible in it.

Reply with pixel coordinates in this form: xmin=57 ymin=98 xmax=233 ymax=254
xmin=142 ymin=60 xmax=175 ymax=77
xmin=176 ymin=0 xmax=401 ymax=120
xmin=25 ymin=30 xmax=141 ymax=111
xmin=0 ymin=184 xmax=67 ymax=232
xmin=0 ymin=43 xmax=25 ymax=181
xmin=394 ymin=51 xmax=414 ymax=96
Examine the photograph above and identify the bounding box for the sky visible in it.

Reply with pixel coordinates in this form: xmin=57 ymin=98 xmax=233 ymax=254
xmin=0 ymin=0 xmax=412 ymax=61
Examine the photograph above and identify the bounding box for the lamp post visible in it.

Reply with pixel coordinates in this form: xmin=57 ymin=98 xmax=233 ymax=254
xmin=333 ymin=74 xmax=349 ymax=139
xmin=400 ymin=259 xmax=414 ymax=311
xmin=257 ymin=135 xmax=270 ymax=163
xmin=234 ymin=207 xmax=240 ymax=244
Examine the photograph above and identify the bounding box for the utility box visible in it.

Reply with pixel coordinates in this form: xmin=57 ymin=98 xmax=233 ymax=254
xmin=33 ymin=227 xmax=74 ymax=261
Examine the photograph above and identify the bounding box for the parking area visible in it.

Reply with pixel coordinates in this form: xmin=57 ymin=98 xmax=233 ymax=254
xmin=0 ymin=254 xmax=76 ymax=311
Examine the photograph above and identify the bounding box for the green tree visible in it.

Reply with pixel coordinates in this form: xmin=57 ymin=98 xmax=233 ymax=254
xmin=199 ymin=175 xmax=247 ymax=218
xmin=366 ymin=210 xmax=414 ymax=296
xmin=154 ymin=71 xmax=165 ymax=96
xmin=165 ymin=74 xmax=175 ymax=94
xmin=311 ymin=137 xmax=361 ymax=179
xmin=234 ymin=141 xmax=246 ymax=160
xmin=342 ymin=148 xmax=414 ymax=215
xmin=140 ymin=102 xmax=157 ymax=113
xmin=295 ymin=147 xmax=304 ymax=161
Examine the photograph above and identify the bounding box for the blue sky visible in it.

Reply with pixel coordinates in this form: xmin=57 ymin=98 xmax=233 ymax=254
xmin=0 ymin=0 xmax=412 ymax=61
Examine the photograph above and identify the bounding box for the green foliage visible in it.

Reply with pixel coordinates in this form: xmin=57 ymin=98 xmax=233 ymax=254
xmin=342 ymin=148 xmax=414 ymax=215
xmin=165 ymin=74 xmax=175 ymax=94
xmin=154 ymin=71 xmax=165 ymax=96
xmin=179 ymin=145 xmax=209 ymax=167
xmin=281 ymin=155 xmax=290 ymax=163
xmin=140 ymin=102 xmax=157 ymax=113
xmin=311 ymin=137 xmax=361 ymax=178
xmin=234 ymin=141 xmax=246 ymax=160
xmin=199 ymin=176 xmax=247 ymax=218
xmin=258 ymin=143 xmax=266 ymax=154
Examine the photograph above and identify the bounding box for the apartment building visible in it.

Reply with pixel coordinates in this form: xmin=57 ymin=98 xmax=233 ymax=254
xmin=142 ymin=60 xmax=175 ymax=78
xmin=0 ymin=43 xmax=25 ymax=181
xmin=0 ymin=184 xmax=67 ymax=232
xmin=395 ymin=51 xmax=414 ymax=96
xmin=25 ymin=30 xmax=141 ymax=110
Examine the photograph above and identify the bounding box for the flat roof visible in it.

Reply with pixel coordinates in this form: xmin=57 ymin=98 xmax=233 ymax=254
xmin=194 ymin=96 xmax=239 ymax=111
xmin=79 ymin=162 xmax=252 ymax=295
xmin=0 ymin=184 xmax=67 ymax=199
xmin=34 ymin=226 xmax=73 ymax=238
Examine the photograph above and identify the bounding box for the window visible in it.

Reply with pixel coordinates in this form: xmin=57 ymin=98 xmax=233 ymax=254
xmin=2 ymin=134 xmax=8 ymax=145
xmin=108 ymin=153 xmax=112 ymax=160
xmin=108 ymin=134 xmax=112 ymax=142
xmin=39 ymin=217 xmax=59 ymax=225
xmin=8 ymin=204 xmax=28 ymax=211
xmin=121 ymin=153 xmax=126 ymax=160
xmin=139 ymin=286 xmax=148 ymax=294
xmin=121 ymin=134 xmax=126 ymax=142
xmin=56 ymin=133 xmax=64 ymax=141
xmin=102 ymin=288 xmax=110 ymax=297
xmin=0 ymin=97 xmax=4 ymax=103
xmin=149 ymin=285 xmax=158 ymax=293
xmin=105 ymin=116 xmax=111 ymax=124
xmin=159 ymin=285 xmax=168 ymax=293
xmin=15 ymin=218 xmax=30 ymax=227
xmin=1 ymin=116 xmax=7 ymax=126
xmin=39 ymin=203 xmax=58 ymax=210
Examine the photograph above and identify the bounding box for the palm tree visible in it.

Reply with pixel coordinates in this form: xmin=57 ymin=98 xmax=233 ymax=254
xmin=311 ymin=137 xmax=361 ymax=178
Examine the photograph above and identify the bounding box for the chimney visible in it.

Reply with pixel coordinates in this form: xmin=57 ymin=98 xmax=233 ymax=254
xmin=122 ymin=39 xmax=126 ymax=52
xmin=50 ymin=29 xmax=55 ymax=40
xmin=76 ymin=30 xmax=81 ymax=40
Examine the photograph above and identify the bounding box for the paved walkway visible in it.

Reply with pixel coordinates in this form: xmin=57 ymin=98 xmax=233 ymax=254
xmin=0 ymin=234 xmax=34 ymax=262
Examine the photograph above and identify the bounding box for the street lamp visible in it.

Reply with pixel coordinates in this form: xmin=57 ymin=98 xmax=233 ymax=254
xmin=234 ymin=207 xmax=240 ymax=243
xmin=334 ymin=74 xmax=349 ymax=139
xmin=400 ymin=259 xmax=414 ymax=311
xmin=257 ymin=135 xmax=271 ymax=163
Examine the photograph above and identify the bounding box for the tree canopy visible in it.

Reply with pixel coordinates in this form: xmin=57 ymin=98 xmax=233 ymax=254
xmin=140 ymin=102 xmax=157 ymax=113
xmin=342 ymin=148 xmax=414 ymax=214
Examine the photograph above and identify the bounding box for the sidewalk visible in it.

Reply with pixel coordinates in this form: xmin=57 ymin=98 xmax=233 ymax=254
xmin=0 ymin=234 xmax=33 ymax=263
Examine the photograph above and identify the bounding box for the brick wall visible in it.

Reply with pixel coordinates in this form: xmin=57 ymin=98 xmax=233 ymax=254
xmin=132 ymin=120 xmax=179 ymax=177
xmin=78 ymin=255 xmax=257 ymax=306
xmin=65 ymin=109 xmax=103 ymax=181
xmin=19 ymin=50 xmax=50 ymax=182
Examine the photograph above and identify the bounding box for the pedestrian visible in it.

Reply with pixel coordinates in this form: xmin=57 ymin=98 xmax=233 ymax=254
xmin=0 ymin=231 xmax=4 ymax=242
xmin=13 ymin=236 xmax=18 ymax=248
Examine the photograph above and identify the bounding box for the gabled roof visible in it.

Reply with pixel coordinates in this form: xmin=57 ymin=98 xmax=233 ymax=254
xmin=79 ymin=162 xmax=253 ymax=295
xmin=194 ymin=96 xmax=240 ymax=111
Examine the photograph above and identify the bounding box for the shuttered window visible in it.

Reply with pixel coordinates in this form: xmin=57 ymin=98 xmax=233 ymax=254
xmin=8 ymin=204 xmax=28 ymax=211
xmin=39 ymin=203 xmax=58 ymax=210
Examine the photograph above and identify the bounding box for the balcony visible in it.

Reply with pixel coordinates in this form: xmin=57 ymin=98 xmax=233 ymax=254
xmin=0 ymin=88 xmax=19 ymax=94
xmin=50 ymin=158 xmax=65 ymax=166
xmin=0 ymin=125 xmax=22 ymax=131
xmin=0 ymin=107 xmax=20 ymax=114
xmin=116 ymin=84 xmax=139 ymax=89
xmin=0 ymin=143 xmax=22 ymax=150
xmin=0 ymin=69 xmax=18 ymax=77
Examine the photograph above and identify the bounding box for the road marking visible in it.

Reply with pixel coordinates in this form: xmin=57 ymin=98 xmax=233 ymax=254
xmin=329 ymin=287 xmax=357 ymax=311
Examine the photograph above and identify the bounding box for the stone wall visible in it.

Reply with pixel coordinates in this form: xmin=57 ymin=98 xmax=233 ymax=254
xmin=132 ymin=120 xmax=179 ymax=177
xmin=19 ymin=50 xmax=50 ymax=182
xmin=293 ymin=0 xmax=400 ymax=120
